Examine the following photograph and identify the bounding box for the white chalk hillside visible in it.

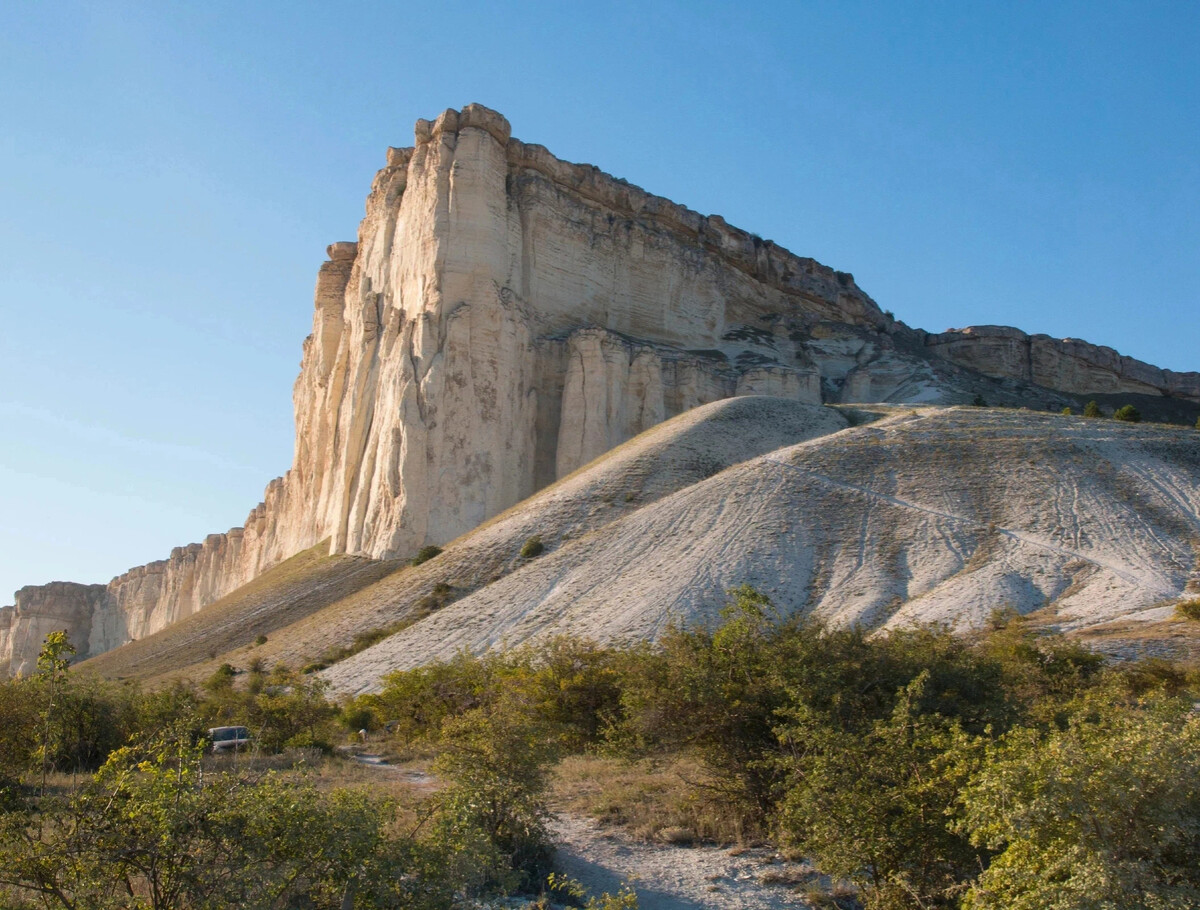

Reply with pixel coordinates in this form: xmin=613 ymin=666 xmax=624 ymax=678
xmin=322 ymin=401 xmax=1200 ymax=695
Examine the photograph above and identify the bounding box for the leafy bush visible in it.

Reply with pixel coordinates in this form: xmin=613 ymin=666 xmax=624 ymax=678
xmin=0 ymin=731 xmax=448 ymax=909
xmin=1113 ymin=404 xmax=1141 ymax=422
xmin=619 ymin=587 xmax=794 ymax=828
xmin=1060 ymin=406 xmax=1072 ymax=415
xmin=431 ymin=695 xmax=562 ymax=892
xmin=777 ymin=674 xmax=987 ymax=909
xmin=520 ymin=535 xmax=545 ymax=558
xmin=1083 ymin=400 xmax=1103 ymax=418
xmin=505 ymin=636 xmax=625 ymax=751
xmin=371 ymin=651 xmax=500 ymax=743
xmin=958 ymin=693 xmax=1200 ymax=910
xmin=411 ymin=545 xmax=443 ymax=566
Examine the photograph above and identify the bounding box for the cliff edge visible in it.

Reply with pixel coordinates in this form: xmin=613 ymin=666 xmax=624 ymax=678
xmin=4 ymin=104 xmax=1197 ymax=674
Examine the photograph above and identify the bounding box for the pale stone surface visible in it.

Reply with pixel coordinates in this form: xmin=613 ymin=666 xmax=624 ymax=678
xmin=925 ymin=325 xmax=1200 ymax=400
xmin=322 ymin=408 xmax=1200 ymax=695
xmin=0 ymin=583 xmax=107 ymax=676
xmin=4 ymin=104 xmax=1197 ymax=674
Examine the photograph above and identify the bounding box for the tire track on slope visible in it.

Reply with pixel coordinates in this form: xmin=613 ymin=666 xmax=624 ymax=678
xmin=761 ymin=456 xmax=1175 ymax=597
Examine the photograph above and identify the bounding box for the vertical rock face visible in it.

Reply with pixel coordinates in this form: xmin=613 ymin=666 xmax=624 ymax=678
xmin=4 ymin=104 xmax=1197 ymax=674
xmin=0 ymin=583 xmax=106 ymax=676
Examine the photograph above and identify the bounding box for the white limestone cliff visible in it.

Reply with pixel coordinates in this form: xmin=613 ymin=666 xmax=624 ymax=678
xmin=4 ymin=104 xmax=1197 ymax=674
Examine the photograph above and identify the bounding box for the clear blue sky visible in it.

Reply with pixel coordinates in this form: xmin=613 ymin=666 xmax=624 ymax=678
xmin=1 ymin=1 xmax=1197 ymax=601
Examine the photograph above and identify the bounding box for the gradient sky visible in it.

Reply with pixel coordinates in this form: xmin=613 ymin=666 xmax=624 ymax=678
xmin=1 ymin=0 xmax=1197 ymax=602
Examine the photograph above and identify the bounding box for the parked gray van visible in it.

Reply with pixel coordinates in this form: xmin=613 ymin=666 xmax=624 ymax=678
xmin=207 ymin=726 xmax=252 ymax=753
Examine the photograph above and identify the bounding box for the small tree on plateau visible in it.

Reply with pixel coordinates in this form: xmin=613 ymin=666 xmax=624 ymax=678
xmin=1083 ymin=400 xmax=1103 ymax=418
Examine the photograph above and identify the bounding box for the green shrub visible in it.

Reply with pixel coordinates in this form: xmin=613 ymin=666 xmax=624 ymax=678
xmin=0 ymin=731 xmax=446 ymax=909
xmin=375 ymin=651 xmax=499 ymax=743
xmin=778 ymin=673 xmax=987 ymax=909
xmin=254 ymin=634 xmax=268 ymax=646
xmin=958 ymin=694 xmax=1200 ymax=910
xmin=507 ymin=636 xmax=626 ymax=751
xmin=304 ymin=616 xmax=419 ymax=672
xmin=1113 ymin=404 xmax=1141 ymax=422
xmin=1083 ymin=400 xmax=1103 ymax=418
xmin=411 ymin=581 xmax=456 ymax=620
xmin=1060 ymin=406 xmax=1072 ymax=415
xmin=1177 ymin=598 xmax=1200 ymax=621
xmin=520 ymin=535 xmax=545 ymax=558
xmin=431 ymin=694 xmax=562 ymax=892
xmin=411 ymin=545 xmax=443 ymax=566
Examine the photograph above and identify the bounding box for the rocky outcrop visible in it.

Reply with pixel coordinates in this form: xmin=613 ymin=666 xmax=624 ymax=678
xmin=924 ymin=325 xmax=1200 ymax=401
xmin=0 ymin=583 xmax=107 ymax=676
xmin=4 ymin=104 xmax=1197 ymax=674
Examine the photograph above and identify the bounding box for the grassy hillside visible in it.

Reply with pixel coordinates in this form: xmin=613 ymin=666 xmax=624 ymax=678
xmin=78 ymin=542 xmax=403 ymax=681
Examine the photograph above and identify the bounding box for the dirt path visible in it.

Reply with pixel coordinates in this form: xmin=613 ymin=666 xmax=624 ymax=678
xmin=550 ymin=815 xmax=822 ymax=910
xmin=348 ymin=754 xmax=828 ymax=907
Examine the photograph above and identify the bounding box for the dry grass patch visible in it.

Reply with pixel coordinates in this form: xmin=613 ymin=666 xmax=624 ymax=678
xmin=551 ymin=754 xmax=754 ymax=845
xmin=1177 ymin=598 xmax=1200 ymax=622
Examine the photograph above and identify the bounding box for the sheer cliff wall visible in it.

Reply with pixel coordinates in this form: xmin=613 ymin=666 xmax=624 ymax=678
xmin=3 ymin=103 xmax=1197 ymax=674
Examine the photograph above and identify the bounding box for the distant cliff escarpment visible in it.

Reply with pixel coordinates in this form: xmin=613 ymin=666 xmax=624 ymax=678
xmin=3 ymin=104 xmax=1197 ymax=674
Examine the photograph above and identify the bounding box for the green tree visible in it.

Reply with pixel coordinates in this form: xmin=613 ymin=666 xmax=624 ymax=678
xmin=0 ymin=679 xmax=38 ymax=796
xmin=1083 ymin=400 xmax=1103 ymax=418
xmin=619 ymin=587 xmax=793 ymax=827
xmin=777 ymin=672 xmax=987 ymax=910
xmin=975 ymin=618 xmax=1104 ymax=716
xmin=430 ymin=693 xmax=562 ymax=893
xmin=505 ymin=636 xmax=625 ymax=751
xmin=34 ymin=632 xmax=75 ymax=792
xmin=1113 ymin=404 xmax=1141 ymax=422
xmin=246 ymin=664 xmax=338 ymax=751
xmin=373 ymin=650 xmax=499 ymax=743
xmin=958 ymin=693 xmax=1200 ymax=910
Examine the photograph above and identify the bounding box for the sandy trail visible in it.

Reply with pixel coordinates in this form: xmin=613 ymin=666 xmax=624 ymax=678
xmin=550 ymin=814 xmax=820 ymax=910
xmin=351 ymin=755 xmax=828 ymax=908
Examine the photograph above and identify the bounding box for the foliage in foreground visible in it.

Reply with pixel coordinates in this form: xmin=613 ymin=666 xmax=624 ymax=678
xmin=0 ymin=731 xmax=451 ymax=910
xmin=0 ymin=638 xmax=575 ymax=908
xmin=352 ymin=590 xmax=1197 ymax=910
xmin=4 ymin=589 xmax=1199 ymax=910
xmin=959 ymin=692 xmax=1200 ymax=909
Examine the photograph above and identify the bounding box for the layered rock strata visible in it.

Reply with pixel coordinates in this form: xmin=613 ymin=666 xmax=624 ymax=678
xmin=922 ymin=325 xmax=1200 ymax=400
xmin=4 ymin=103 xmax=1197 ymax=674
